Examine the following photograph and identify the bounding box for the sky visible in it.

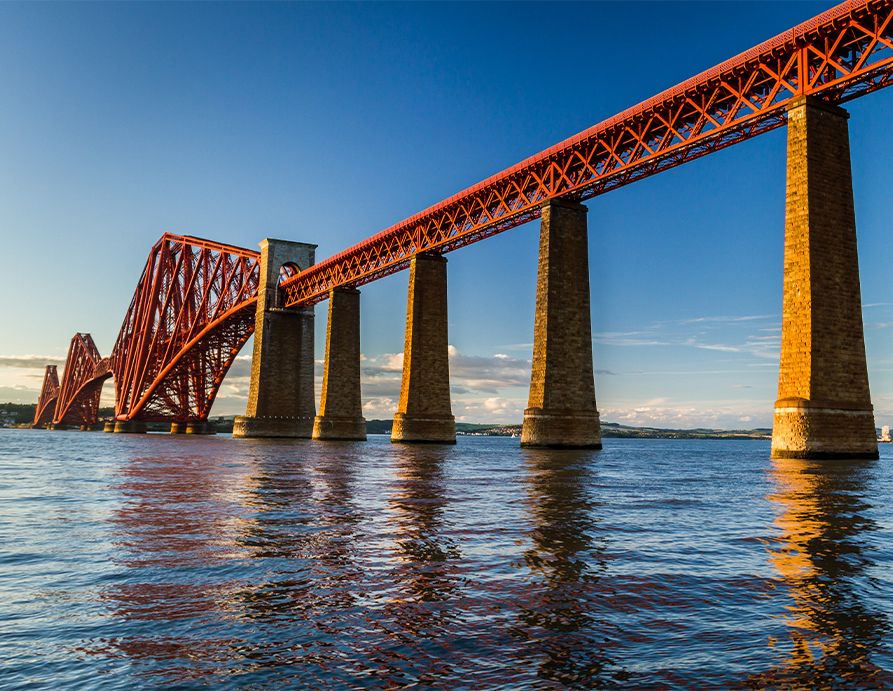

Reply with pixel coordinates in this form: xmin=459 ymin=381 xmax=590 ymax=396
xmin=1 ymin=1 xmax=893 ymax=429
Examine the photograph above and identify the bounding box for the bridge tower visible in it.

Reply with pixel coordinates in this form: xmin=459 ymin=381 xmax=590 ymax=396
xmin=521 ymin=199 xmax=601 ymax=448
xmin=771 ymin=97 xmax=877 ymax=460
xmin=233 ymin=239 xmax=317 ymax=438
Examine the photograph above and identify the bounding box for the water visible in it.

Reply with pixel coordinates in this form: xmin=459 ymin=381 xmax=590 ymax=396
xmin=1 ymin=430 xmax=892 ymax=688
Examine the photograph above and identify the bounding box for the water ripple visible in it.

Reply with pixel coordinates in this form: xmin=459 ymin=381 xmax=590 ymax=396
xmin=1 ymin=431 xmax=892 ymax=687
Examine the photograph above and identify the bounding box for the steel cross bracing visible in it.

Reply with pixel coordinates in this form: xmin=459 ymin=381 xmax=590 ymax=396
xmin=281 ymin=0 xmax=893 ymax=307
xmin=53 ymin=333 xmax=112 ymax=427
xmin=111 ymin=233 xmax=261 ymax=422
xmin=32 ymin=365 xmax=60 ymax=428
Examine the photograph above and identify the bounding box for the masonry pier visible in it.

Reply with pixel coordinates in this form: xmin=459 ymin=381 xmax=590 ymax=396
xmin=233 ymin=239 xmax=317 ymax=439
xmin=771 ymin=97 xmax=877 ymax=460
xmin=114 ymin=420 xmax=146 ymax=434
xmin=313 ymin=287 xmax=366 ymax=440
xmin=521 ymin=199 xmax=601 ymax=449
xmin=391 ymin=253 xmax=456 ymax=444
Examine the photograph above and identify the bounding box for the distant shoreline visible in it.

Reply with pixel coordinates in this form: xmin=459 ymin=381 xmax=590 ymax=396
xmin=363 ymin=419 xmax=774 ymax=440
xmin=11 ymin=401 xmax=885 ymax=441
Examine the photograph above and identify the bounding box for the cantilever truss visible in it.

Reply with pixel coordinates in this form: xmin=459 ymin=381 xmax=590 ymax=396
xmin=32 ymin=366 xmax=60 ymax=428
xmin=282 ymin=0 xmax=893 ymax=306
xmin=53 ymin=333 xmax=112 ymax=427
xmin=111 ymin=234 xmax=260 ymax=422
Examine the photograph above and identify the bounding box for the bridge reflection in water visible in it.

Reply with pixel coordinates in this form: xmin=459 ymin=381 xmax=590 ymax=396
xmin=516 ymin=448 xmax=614 ymax=685
xmin=756 ymin=457 xmax=892 ymax=686
xmin=79 ymin=437 xmax=893 ymax=686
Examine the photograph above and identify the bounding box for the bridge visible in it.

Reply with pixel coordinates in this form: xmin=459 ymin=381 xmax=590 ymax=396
xmin=34 ymin=0 xmax=893 ymax=458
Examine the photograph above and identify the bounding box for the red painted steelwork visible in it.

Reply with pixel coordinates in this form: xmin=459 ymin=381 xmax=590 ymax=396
xmin=282 ymin=0 xmax=893 ymax=307
xmin=111 ymin=233 xmax=260 ymax=422
xmin=53 ymin=333 xmax=112 ymax=427
xmin=32 ymin=365 xmax=60 ymax=428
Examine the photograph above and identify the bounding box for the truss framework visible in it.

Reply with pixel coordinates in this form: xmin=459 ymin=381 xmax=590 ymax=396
xmin=32 ymin=366 xmax=60 ymax=428
xmin=111 ymin=234 xmax=260 ymax=422
xmin=281 ymin=0 xmax=893 ymax=307
xmin=52 ymin=333 xmax=112 ymax=427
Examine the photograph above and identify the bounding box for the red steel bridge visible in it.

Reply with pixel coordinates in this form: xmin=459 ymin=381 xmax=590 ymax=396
xmin=34 ymin=0 xmax=893 ymax=429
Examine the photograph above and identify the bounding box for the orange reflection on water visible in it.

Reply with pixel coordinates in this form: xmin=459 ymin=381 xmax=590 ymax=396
xmin=758 ymin=456 xmax=891 ymax=686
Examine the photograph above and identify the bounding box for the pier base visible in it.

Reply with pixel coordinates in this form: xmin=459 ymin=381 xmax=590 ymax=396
xmin=114 ymin=420 xmax=146 ymax=434
xmin=391 ymin=253 xmax=456 ymax=444
xmin=103 ymin=422 xmax=115 ymax=433
xmin=170 ymin=422 xmax=187 ymax=434
xmin=186 ymin=421 xmax=215 ymax=435
xmin=771 ymin=97 xmax=877 ymax=460
xmin=521 ymin=199 xmax=601 ymax=449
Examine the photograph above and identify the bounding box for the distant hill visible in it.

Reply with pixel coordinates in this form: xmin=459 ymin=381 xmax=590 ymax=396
xmin=364 ymin=418 xmax=772 ymax=440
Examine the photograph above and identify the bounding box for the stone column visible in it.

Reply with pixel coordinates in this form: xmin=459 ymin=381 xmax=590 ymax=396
xmin=521 ymin=199 xmax=601 ymax=449
xmin=313 ymin=287 xmax=366 ymax=440
xmin=391 ymin=253 xmax=456 ymax=444
xmin=772 ymin=97 xmax=877 ymax=460
xmin=233 ymin=238 xmax=317 ymax=439
xmin=186 ymin=421 xmax=216 ymax=435
xmin=114 ymin=420 xmax=146 ymax=434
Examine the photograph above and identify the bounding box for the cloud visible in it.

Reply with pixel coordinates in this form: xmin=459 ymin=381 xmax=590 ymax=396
xmin=600 ymin=402 xmax=772 ymax=429
xmin=592 ymin=313 xmax=781 ymax=362
xmin=448 ymin=351 xmax=530 ymax=392
xmin=0 ymin=355 xmax=66 ymax=369
xmin=694 ymin=344 xmax=742 ymax=353
xmin=222 ymin=355 xmax=253 ymax=379
xmin=363 ymin=397 xmax=398 ymax=416
xmin=350 ymin=347 xmax=533 ymax=421
xmin=593 ymin=330 xmax=671 ymax=347
xmin=675 ymin=314 xmax=775 ymax=325
xmin=0 ymin=385 xmax=40 ymax=404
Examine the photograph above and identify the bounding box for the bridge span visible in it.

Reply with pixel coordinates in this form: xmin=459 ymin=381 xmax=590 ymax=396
xmin=35 ymin=0 xmax=893 ymax=459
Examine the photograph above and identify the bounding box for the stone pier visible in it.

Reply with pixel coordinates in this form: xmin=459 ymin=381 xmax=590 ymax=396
xmin=771 ymin=96 xmax=877 ymax=460
xmin=170 ymin=422 xmax=187 ymax=434
xmin=313 ymin=287 xmax=366 ymax=440
xmin=391 ymin=253 xmax=456 ymax=444
xmin=186 ymin=421 xmax=215 ymax=435
xmin=521 ymin=199 xmax=601 ymax=449
xmin=233 ymin=239 xmax=317 ymax=439
xmin=114 ymin=420 xmax=146 ymax=434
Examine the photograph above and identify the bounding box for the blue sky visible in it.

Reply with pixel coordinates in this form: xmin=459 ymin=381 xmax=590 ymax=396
xmin=2 ymin=1 xmax=893 ymax=428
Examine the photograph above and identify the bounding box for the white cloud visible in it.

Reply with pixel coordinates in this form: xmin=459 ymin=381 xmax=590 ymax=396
xmin=354 ymin=347 xmax=531 ymax=422
xmin=600 ymin=402 xmax=772 ymax=429
xmin=0 ymin=355 xmax=66 ymax=368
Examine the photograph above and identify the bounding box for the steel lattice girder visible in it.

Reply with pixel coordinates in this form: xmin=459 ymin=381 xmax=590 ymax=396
xmin=281 ymin=0 xmax=893 ymax=307
xmin=53 ymin=333 xmax=112 ymax=427
xmin=111 ymin=233 xmax=260 ymax=422
xmin=32 ymin=365 xmax=60 ymax=428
